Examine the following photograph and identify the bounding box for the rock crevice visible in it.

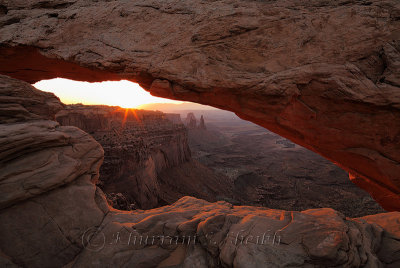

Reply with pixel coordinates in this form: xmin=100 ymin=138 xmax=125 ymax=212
xmin=1 ymin=0 xmax=399 ymax=209
xmin=0 ymin=74 xmax=397 ymax=266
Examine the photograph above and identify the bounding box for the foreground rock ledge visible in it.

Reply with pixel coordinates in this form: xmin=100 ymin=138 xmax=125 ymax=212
xmin=0 ymin=75 xmax=400 ymax=267
xmin=75 ymin=197 xmax=400 ymax=268
xmin=0 ymin=0 xmax=399 ymax=210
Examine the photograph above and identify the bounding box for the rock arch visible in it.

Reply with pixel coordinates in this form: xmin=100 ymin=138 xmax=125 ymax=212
xmin=0 ymin=0 xmax=399 ymax=210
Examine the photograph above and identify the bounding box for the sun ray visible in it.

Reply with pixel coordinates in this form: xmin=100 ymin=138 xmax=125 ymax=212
xmin=122 ymin=108 xmax=129 ymax=127
xmin=130 ymin=109 xmax=141 ymax=124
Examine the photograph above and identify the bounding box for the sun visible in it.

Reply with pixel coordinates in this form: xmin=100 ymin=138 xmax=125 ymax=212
xmin=33 ymin=78 xmax=183 ymax=108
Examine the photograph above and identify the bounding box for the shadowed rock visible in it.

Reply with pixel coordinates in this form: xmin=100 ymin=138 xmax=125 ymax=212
xmin=0 ymin=74 xmax=399 ymax=267
xmin=55 ymin=104 xmax=231 ymax=209
xmin=0 ymin=75 xmax=104 ymax=210
xmin=185 ymin=112 xmax=197 ymax=129
xmin=0 ymin=74 xmax=63 ymax=123
xmin=0 ymin=0 xmax=399 ymax=209
xmin=199 ymin=115 xmax=206 ymax=130
xmin=0 ymin=75 xmax=107 ymax=266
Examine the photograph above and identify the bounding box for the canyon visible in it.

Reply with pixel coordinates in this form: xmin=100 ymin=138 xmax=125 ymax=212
xmin=0 ymin=0 xmax=399 ymax=211
xmin=182 ymin=111 xmax=385 ymax=217
xmin=0 ymin=74 xmax=399 ymax=267
xmin=54 ymin=102 xmax=384 ymax=217
xmin=55 ymin=104 xmax=230 ymax=209
xmin=0 ymin=0 xmax=400 ymax=267
xmin=53 ymin=101 xmax=385 ymax=217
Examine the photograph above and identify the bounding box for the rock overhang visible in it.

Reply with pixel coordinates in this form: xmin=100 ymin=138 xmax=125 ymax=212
xmin=0 ymin=0 xmax=399 ymax=210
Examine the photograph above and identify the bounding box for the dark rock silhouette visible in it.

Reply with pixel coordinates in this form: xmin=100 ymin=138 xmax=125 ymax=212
xmin=184 ymin=112 xmax=197 ymax=129
xmin=199 ymin=115 xmax=206 ymax=130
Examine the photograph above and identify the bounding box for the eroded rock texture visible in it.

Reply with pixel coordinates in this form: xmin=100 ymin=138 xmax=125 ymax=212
xmin=0 ymin=75 xmax=103 ymax=209
xmin=0 ymin=74 xmax=400 ymax=267
xmin=55 ymin=104 xmax=230 ymax=209
xmin=0 ymin=73 xmax=63 ymax=123
xmin=0 ymin=75 xmax=107 ymax=266
xmin=0 ymin=0 xmax=399 ymax=210
xmin=73 ymin=197 xmax=400 ymax=268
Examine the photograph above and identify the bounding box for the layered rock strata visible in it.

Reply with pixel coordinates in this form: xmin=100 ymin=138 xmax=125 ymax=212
xmin=1 ymin=74 xmax=400 ymax=267
xmin=0 ymin=74 xmax=106 ymax=267
xmin=55 ymin=104 xmax=229 ymax=209
xmin=0 ymin=0 xmax=399 ymax=209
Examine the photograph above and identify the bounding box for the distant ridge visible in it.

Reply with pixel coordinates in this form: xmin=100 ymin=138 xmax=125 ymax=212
xmin=138 ymin=102 xmax=218 ymax=111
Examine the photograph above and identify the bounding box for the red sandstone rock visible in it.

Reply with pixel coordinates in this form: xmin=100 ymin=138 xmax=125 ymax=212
xmin=0 ymin=74 xmax=400 ymax=267
xmin=0 ymin=0 xmax=399 ymax=209
xmin=0 ymin=75 xmax=103 ymax=209
xmin=0 ymin=75 xmax=107 ymax=266
xmin=0 ymin=74 xmax=63 ymax=123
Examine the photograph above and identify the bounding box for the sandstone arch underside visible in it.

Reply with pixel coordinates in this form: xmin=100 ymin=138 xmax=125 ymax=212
xmin=1 ymin=0 xmax=400 ymax=210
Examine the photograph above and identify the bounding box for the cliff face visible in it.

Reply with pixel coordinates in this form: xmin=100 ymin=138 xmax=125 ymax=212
xmin=164 ymin=113 xmax=182 ymax=124
xmin=0 ymin=0 xmax=399 ymax=210
xmin=55 ymin=105 xmax=231 ymax=209
xmin=1 ymin=75 xmax=400 ymax=267
xmin=56 ymin=105 xmax=191 ymax=209
xmin=0 ymin=75 xmax=107 ymax=267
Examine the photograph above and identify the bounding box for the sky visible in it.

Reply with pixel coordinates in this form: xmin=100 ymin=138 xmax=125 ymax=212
xmin=33 ymin=78 xmax=186 ymax=108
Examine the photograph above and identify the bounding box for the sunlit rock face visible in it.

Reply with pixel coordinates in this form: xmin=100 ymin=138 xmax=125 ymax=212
xmin=0 ymin=75 xmax=400 ymax=267
xmin=0 ymin=0 xmax=399 ymax=210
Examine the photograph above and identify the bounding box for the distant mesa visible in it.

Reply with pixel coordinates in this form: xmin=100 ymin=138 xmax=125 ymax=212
xmin=184 ymin=112 xmax=207 ymax=130
xmin=164 ymin=113 xmax=182 ymax=124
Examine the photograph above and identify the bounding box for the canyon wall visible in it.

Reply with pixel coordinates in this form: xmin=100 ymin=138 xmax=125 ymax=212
xmin=0 ymin=0 xmax=399 ymax=210
xmin=55 ymin=105 xmax=230 ymax=209
xmin=0 ymin=74 xmax=399 ymax=267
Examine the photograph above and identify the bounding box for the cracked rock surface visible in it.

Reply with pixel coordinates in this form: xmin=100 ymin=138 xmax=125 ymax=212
xmin=0 ymin=0 xmax=399 ymax=210
xmin=0 ymin=75 xmax=106 ymax=266
xmin=0 ymin=75 xmax=400 ymax=267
